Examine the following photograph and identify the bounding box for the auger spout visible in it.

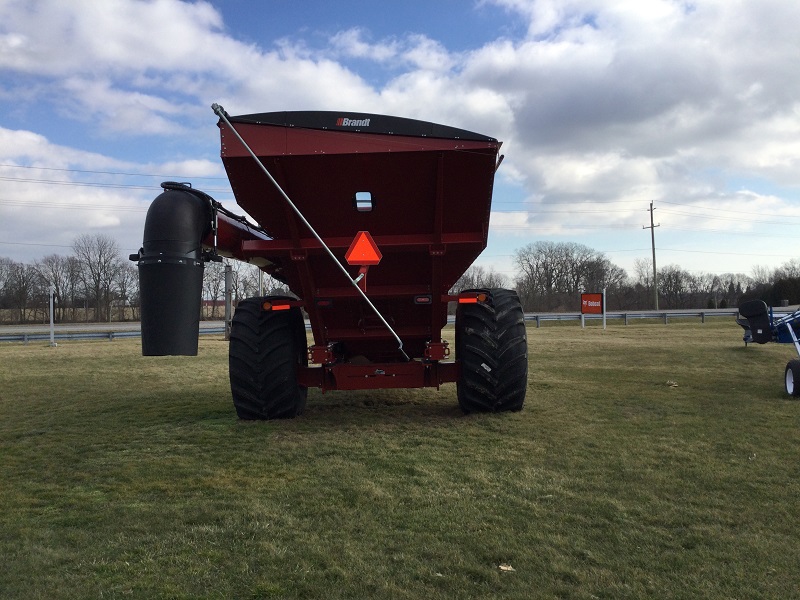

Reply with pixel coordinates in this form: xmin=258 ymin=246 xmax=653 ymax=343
xmin=132 ymin=183 xmax=212 ymax=356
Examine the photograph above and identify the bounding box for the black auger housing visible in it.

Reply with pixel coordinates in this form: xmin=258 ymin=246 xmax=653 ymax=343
xmin=131 ymin=182 xmax=213 ymax=356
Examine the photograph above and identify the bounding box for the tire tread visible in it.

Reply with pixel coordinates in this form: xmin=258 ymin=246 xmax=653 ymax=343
xmin=229 ymin=296 xmax=308 ymax=420
xmin=455 ymin=288 xmax=528 ymax=413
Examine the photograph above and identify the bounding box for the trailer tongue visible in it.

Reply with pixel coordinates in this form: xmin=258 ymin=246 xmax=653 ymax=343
xmin=133 ymin=106 xmax=528 ymax=419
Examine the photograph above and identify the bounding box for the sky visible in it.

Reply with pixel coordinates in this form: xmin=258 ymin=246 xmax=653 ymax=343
xmin=1 ymin=0 xmax=799 ymax=284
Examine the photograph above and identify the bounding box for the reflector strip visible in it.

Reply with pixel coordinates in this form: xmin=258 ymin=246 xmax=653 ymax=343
xmin=263 ymin=301 xmax=292 ymax=311
xmin=458 ymin=292 xmax=488 ymax=304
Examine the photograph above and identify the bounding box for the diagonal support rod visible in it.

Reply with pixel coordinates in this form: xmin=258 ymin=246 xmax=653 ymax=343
xmin=212 ymin=103 xmax=409 ymax=361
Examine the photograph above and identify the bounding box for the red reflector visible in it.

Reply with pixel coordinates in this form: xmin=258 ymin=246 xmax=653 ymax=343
xmin=458 ymin=293 xmax=487 ymax=304
xmin=263 ymin=301 xmax=291 ymax=311
xmin=414 ymin=295 xmax=432 ymax=304
xmin=345 ymin=231 xmax=382 ymax=266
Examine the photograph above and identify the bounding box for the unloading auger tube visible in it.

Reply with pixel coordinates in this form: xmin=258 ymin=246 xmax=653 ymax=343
xmin=132 ymin=179 xmax=274 ymax=356
xmin=211 ymin=102 xmax=410 ymax=362
xmin=130 ymin=182 xmax=215 ymax=356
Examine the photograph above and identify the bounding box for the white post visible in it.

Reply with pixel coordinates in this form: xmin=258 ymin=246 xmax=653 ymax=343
xmin=580 ymin=289 xmax=585 ymax=328
xmin=49 ymin=285 xmax=57 ymax=347
xmin=224 ymin=264 xmax=233 ymax=340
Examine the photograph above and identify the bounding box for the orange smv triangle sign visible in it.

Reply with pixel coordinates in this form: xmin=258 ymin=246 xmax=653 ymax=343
xmin=345 ymin=231 xmax=382 ymax=266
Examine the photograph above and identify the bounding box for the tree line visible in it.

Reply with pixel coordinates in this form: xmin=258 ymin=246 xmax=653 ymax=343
xmin=453 ymin=241 xmax=800 ymax=313
xmin=0 ymin=234 xmax=285 ymax=325
xmin=2 ymin=236 xmax=798 ymax=324
xmin=0 ymin=235 xmax=135 ymax=324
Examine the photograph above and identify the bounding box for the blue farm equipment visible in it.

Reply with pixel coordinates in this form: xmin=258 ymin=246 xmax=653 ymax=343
xmin=737 ymin=299 xmax=800 ymax=397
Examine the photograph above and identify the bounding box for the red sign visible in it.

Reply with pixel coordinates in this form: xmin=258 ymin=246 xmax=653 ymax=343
xmin=345 ymin=231 xmax=382 ymax=266
xmin=581 ymin=293 xmax=603 ymax=315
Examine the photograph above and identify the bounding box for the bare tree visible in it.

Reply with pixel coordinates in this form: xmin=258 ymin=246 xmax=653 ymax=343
xmin=263 ymin=272 xmax=291 ymax=296
xmin=563 ymin=242 xmax=597 ymax=293
xmin=450 ymin=265 xmax=508 ymax=293
xmin=66 ymin=256 xmax=82 ymax=321
xmin=0 ymin=257 xmax=12 ymax=317
xmin=658 ymin=264 xmax=696 ymax=309
xmin=775 ymin=258 xmax=800 ymax=280
xmin=114 ymin=263 xmax=139 ymax=321
xmin=202 ymin=261 xmax=226 ymax=319
xmin=224 ymin=260 xmax=276 ymax=304
xmin=750 ymin=264 xmax=773 ymax=288
xmin=514 ymin=241 xmax=626 ymax=311
xmin=514 ymin=241 xmax=567 ymax=309
xmin=7 ymin=261 xmax=45 ymax=323
xmin=712 ymin=273 xmax=749 ymax=308
xmin=72 ymin=234 xmax=122 ymax=322
xmin=237 ymin=262 xmax=262 ymax=299
xmin=36 ymin=254 xmax=76 ymax=323
xmin=198 ymin=256 xmax=318 ymax=319
xmin=632 ymin=258 xmax=650 ymax=287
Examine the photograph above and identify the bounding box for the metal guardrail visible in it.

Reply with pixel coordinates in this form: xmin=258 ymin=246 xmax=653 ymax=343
xmin=524 ymin=309 xmax=742 ymax=327
xmin=0 ymin=309 xmax=747 ymax=344
xmin=0 ymin=327 xmax=227 ymax=344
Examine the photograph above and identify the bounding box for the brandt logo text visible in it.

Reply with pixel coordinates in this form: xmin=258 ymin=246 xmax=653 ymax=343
xmin=336 ymin=117 xmax=371 ymax=127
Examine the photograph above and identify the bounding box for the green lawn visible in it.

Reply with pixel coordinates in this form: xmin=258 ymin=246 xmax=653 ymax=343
xmin=1 ymin=321 xmax=798 ymax=599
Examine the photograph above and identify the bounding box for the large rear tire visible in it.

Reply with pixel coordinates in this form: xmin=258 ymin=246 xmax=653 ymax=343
xmin=785 ymin=359 xmax=800 ymax=398
xmin=229 ymin=297 xmax=308 ymax=420
xmin=455 ymin=288 xmax=528 ymax=413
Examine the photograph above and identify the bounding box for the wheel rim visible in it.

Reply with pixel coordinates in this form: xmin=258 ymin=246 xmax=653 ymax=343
xmin=786 ymin=367 xmax=795 ymax=395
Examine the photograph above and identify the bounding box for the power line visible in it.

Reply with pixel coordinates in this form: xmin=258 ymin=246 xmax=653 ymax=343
xmin=0 ymin=175 xmax=233 ymax=194
xmin=0 ymin=163 xmax=229 ymax=180
xmin=0 ymin=240 xmax=74 ymax=248
xmin=0 ymin=176 xmax=164 ymax=191
xmin=658 ymin=247 xmax=792 ymax=258
xmin=489 ymin=223 xmax=640 ymax=230
xmin=660 ymin=199 xmax=800 ymax=219
xmin=659 ymin=207 xmax=799 ymax=226
xmin=0 ymin=198 xmax=149 ymax=212
xmin=663 ymin=226 xmax=797 ymax=238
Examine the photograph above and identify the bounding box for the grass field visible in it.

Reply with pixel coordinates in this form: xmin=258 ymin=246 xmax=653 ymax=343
xmin=1 ymin=320 xmax=799 ymax=599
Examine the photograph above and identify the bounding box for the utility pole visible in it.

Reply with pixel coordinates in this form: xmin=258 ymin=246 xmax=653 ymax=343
xmin=643 ymin=201 xmax=660 ymax=310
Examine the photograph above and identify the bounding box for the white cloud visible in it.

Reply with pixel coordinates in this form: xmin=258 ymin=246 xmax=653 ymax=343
xmin=1 ymin=0 xmax=799 ymax=274
xmin=330 ymin=28 xmax=399 ymax=62
xmin=59 ymin=77 xmax=193 ymax=136
xmin=401 ymin=35 xmax=456 ymax=72
xmin=0 ymin=126 xmax=125 ymax=169
xmin=0 ymin=126 xmax=192 ymax=262
xmin=0 ymin=0 xmax=225 ymax=75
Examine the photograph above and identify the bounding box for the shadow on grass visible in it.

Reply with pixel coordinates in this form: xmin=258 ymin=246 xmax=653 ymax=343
xmin=297 ymin=386 xmax=470 ymax=429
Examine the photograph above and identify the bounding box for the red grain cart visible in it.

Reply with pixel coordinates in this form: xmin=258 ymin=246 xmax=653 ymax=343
xmin=132 ymin=107 xmax=527 ymax=419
